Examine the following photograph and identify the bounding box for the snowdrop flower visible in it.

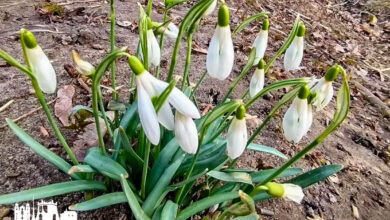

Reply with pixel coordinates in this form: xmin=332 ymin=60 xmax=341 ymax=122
xmin=227 ymin=105 xmax=248 ymax=159
xmin=165 ymin=22 xmax=179 ymax=39
xmin=175 ymin=112 xmax=199 ymax=154
xmin=284 ymin=23 xmax=305 ymax=71
xmin=206 ymin=3 xmax=234 ymax=80
xmin=265 ymin=182 xmax=304 ymax=204
xmin=282 ymin=84 xmax=312 ymax=143
xmin=140 ymin=18 xmax=161 ymax=67
xmin=252 ymin=19 xmax=269 ymax=65
xmin=249 ymin=59 xmax=265 ymax=98
xmin=129 ymin=56 xmax=200 ymax=145
xmin=71 ymin=50 xmax=95 ymax=76
xmin=21 ymin=29 xmax=56 ymax=94
xmin=204 ymin=0 xmax=217 ymax=16
xmin=311 ymin=65 xmax=340 ymax=110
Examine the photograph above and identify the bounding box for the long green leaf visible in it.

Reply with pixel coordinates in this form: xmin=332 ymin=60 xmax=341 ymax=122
xmin=142 ymin=154 xmax=185 ymax=216
xmin=68 ymin=165 xmax=96 ymax=175
xmin=0 ymin=180 xmax=106 ymax=205
xmin=161 ymin=200 xmax=179 ymax=220
xmin=120 ymin=175 xmax=150 ymax=220
xmin=0 ymin=49 xmax=33 ymax=78
xmin=6 ymin=119 xmax=81 ymax=180
xmin=69 ymin=192 xmax=127 ymax=211
xmin=247 ymin=143 xmax=287 ymax=159
xmin=84 ymin=147 xmax=128 ymax=180
xmin=207 ymin=171 xmax=252 ymax=185
xmin=286 ymin=165 xmax=343 ymax=188
xmin=177 ymin=191 xmax=239 ymax=220
xmin=251 ymin=168 xmax=303 ymax=183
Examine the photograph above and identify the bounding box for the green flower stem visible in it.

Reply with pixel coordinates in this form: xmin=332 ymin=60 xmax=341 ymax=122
xmin=155 ymin=9 xmax=168 ymax=78
xmin=31 ymin=79 xmax=79 ymax=165
xmin=181 ymin=34 xmax=193 ymax=91
xmin=92 ymin=82 xmax=106 ymax=154
xmin=141 ymin=140 xmax=151 ymax=199
xmin=190 ymin=70 xmax=207 ymax=99
xmin=110 ymin=0 xmax=119 ymax=125
xmin=98 ymin=89 xmax=113 ymax=138
xmin=146 ymin=0 xmax=153 ymax=16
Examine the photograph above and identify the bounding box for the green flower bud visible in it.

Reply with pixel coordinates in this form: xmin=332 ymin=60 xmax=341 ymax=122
xmin=324 ymin=65 xmax=340 ymax=82
xmin=298 ymin=84 xmax=310 ymax=99
xmin=265 ymin=182 xmax=285 ymax=198
xmin=262 ymin=18 xmax=269 ymax=31
xmin=128 ymin=56 xmax=145 ymax=75
xmin=257 ymin=59 xmax=266 ymax=70
xmin=218 ymin=4 xmax=230 ymax=27
xmin=307 ymin=92 xmax=317 ymax=104
xmin=236 ymin=105 xmax=246 ymax=120
xmin=21 ymin=29 xmax=37 ymax=49
xmin=297 ymin=23 xmax=305 ymax=37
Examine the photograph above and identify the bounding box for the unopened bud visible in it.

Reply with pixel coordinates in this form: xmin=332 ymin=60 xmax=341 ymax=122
xmin=71 ymin=50 xmax=95 ymax=76
xmin=265 ymin=182 xmax=285 ymax=197
xmin=324 ymin=65 xmax=340 ymax=82
xmin=21 ymin=29 xmax=37 ymax=49
xmin=128 ymin=56 xmax=145 ymax=75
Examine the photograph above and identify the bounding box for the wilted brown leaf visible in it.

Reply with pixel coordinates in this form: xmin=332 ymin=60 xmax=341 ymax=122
xmin=54 ymin=85 xmax=75 ymax=126
xmin=39 ymin=126 xmax=49 ymax=137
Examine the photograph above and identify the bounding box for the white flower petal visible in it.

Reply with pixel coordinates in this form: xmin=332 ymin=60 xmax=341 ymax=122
xmin=165 ymin=23 xmax=179 ymax=39
xmin=284 ymin=37 xmax=304 ymax=71
xmin=136 ymin=80 xmax=160 ymax=145
xmin=204 ymin=0 xmax=217 ymax=16
xmin=175 ymin=112 xmax=198 ymax=154
xmin=282 ymin=184 xmax=304 ymax=204
xmin=157 ymin=102 xmax=175 ymax=130
xmin=249 ymin=68 xmax=265 ymax=98
xmin=227 ymin=118 xmax=247 ymax=159
xmin=27 ymin=46 xmax=57 ymax=94
xmin=147 ymin=30 xmax=161 ymax=66
xmin=252 ymin=30 xmax=268 ymax=65
xmin=282 ymin=98 xmax=309 ymax=143
xmin=312 ymin=78 xmax=334 ymax=110
xmin=207 ymin=26 xmax=234 ymax=80
xmin=302 ymin=104 xmax=313 ymax=135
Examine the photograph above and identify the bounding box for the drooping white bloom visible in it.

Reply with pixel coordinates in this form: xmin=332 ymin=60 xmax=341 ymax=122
xmin=252 ymin=19 xmax=269 ymax=65
xmin=206 ymin=4 xmax=234 ymax=80
xmin=129 ymin=56 xmax=200 ymax=145
xmin=311 ymin=78 xmax=333 ymax=110
xmin=71 ymin=50 xmax=95 ymax=76
xmin=281 ymin=184 xmax=305 ymax=204
xmin=175 ymin=112 xmax=199 ymax=154
xmin=22 ymin=30 xmax=56 ymax=94
xmin=164 ymin=22 xmax=179 ymax=40
xmin=284 ymin=23 xmax=305 ymax=71
xmin=249 ymin=61 xmax=265 ymax=98
xmin=204 ymin=0 xmax=217 ymax=16
xmin=227 ymin=106 xmax=247 ymax=159
xmin=282 ymin=85 xmax=312 ymax=143
xmin=146 ymin=29 xmax=161 ymax=66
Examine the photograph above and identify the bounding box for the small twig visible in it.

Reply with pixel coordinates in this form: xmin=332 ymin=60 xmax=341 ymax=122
xmin=78 ymin=78 xmax=92 ymax=94
xmin=57 ymin=0 xmax=101 ymax=6
xmin=353 ymin=81 xmax=390 ymax=117
xmin=362 ymin=60 xmax=390 ymax=81
xmin=0 ymin=100 xmax=14 ymax=113
xmin=0 ymin=99 xmax=57 ymax=129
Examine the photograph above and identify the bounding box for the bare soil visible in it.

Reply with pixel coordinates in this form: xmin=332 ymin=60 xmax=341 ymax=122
xmin=0 ymin=0 xmax=389 ymax=219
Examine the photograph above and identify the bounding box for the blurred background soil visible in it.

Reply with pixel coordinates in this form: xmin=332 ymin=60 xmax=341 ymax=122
xmin=0 ymin=0 xmax=389 ymax=219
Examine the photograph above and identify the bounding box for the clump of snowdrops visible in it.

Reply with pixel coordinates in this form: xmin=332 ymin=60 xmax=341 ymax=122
xmin=0 ymin=0 xmax=350 ymax=219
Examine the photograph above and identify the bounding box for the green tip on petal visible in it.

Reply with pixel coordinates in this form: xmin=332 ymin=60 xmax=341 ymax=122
xmin=324 ymin=65 xmax=340 ymax=82
xmin=307 ymin=92 xmax=317 ymax=104
xmin=21 ymin=29 xmax=37 ymax=49
xmin=262 ymin=18 xmax=269 ymax=31
xmin=257 ymin=59 xmax=266 ymax=69
xmin=218 ymin=4 xmax=230 ymax=27
xmin=297 ymin=23 xmax=305 ymax=37
xmin=236 ymin=105 xmax=246 ymax=120
xmin=265 ymin=182 xmax=285 ymax=198
xmin=128 ymin=56 xmax=145 ymax=75
xmin=298 ymin=84 xmax=310 ymax=99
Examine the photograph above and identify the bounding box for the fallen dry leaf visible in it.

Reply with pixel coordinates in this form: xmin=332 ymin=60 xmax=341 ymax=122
xmin=192 ymin=42 xmax=208 ymax=54
xmin=39 ymin=126 xmax=49 ymax=137
xmin=72 ymin=111 xmax=114 ymax=161
xmin=352 ymin=204 xmax=360 ymax=218
xmin=55 ymin=85 xmax=75 ymax=126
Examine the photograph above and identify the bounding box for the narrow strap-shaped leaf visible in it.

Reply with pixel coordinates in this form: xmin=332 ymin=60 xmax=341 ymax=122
xmin=0 ymin=180 xmax=106 ymax=205
xmin=285 ymin=165 xmax=343 ymax=188
xmin=160 ymin=200 xmax=179 ymax=220
xmin=251 ymin=168 xmax=303 ymax=183
xmin=142 ymin=154 xmax=186 ymax=216
xmin=68 ymin=165 xmax=96 ymax=175
xmin=6 ymin=119 xmax=81 ymax=180
xmin=247 ymin=143 xmax=288 ymax=159
xmin=207 ymin=171 xmax=253 ymax=185
xmin=84 ymin=147 xmax=128 ymax=180
xmin=69 ymin=192 xmax=127 ymax=211
xmin=232 ymin=12 xmax=269 ymax=36
xmin=0 ymin=49 xmax=33 ymax=78
xmin=146 ymin=138 xmax=179 ymax=194
xmin=177 ymin=191 xmax=239 ymax=220
xmin=119 ymin=126 xmax=145 ymax=166
xmin=120 ymin=175 xmax=150 ymax=220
